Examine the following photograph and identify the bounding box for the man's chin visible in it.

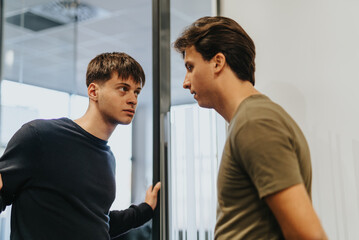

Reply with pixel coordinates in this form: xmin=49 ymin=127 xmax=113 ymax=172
xmin=115 ymin=117 xmax=133 ymax=125
xmin=117 ymin=121 xmax=132 ymax=125
xmin=198 ymin=101 xmax=212 ymax=109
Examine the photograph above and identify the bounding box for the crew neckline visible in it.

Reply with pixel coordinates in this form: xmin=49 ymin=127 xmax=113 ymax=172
xmin=62 ymin=118 xmax=109 ymax=146
xmin=229 ymin=94 xmax=269 ymax=125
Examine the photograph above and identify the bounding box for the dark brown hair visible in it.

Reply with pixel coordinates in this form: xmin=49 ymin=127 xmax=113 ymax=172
xmin=174 ymin=16 xmax=256 ymax=85
xmin=86 ymin=52 xmax=145 ymax=87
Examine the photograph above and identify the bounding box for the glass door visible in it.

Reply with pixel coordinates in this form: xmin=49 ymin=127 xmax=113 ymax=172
xmin=168 ymin=1 xmax=225 ymax=239
xmin=169 ymin=104 xmax=226 ymax=240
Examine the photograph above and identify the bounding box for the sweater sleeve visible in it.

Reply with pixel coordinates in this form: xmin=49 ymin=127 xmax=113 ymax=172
xmin=109 ymin=202 xmax=154 ymax=238
xmin=0 ymin=194 xmax=6 ymax=213
xmin=0 ymin=123 xmax=40 ymax=213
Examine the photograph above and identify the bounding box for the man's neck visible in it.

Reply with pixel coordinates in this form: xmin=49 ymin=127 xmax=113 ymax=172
xmin=74 ymin=110 xmax=116 ymax=141
xmin=214 ymin=79 xmax=260 ymax=123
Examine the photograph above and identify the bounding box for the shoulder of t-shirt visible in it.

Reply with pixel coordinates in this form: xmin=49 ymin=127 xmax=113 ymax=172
xmin=240 ymin=95 xmax=285 ymax=116
xmin=233 ymin=95 xmax=290 ymax=129
xmin=230 ymin=103 xmax=293 ymax=149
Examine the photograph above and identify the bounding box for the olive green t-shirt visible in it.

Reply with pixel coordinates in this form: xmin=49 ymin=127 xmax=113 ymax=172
xmin=215 ymin=94 xmax=312 ymax=240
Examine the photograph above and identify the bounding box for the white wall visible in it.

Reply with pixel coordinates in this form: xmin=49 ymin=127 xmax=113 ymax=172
xmin=221 ymin=0 xmax=359 ymax=239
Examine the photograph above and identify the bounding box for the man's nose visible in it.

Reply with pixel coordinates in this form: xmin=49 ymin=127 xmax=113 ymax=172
xmin=128 ymin=92 xmax=137 ymax=106
xmin=183 ymin=75 xmax=191 ymax=89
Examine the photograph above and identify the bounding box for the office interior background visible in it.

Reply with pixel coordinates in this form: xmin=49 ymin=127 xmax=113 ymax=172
xmin=0 ymin=0 xmax=358 ymax=239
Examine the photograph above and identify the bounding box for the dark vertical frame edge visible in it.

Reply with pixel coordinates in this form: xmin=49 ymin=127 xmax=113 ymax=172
xmin=152 ymin=0 xmax=171 ymax=239
xmin=216 ymin=0 xmax=221 ymax=16
xmin=152 ymin=0 xmax=160 ymax=239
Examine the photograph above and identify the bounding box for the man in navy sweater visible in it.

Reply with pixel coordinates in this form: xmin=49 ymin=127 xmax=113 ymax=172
xmin=0 ymin=52 xmax=161 ymax=239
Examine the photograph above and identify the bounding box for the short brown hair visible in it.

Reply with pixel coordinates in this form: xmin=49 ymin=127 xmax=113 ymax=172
xmin=174 ymin=16 xmax=256 ymax=85
xmin=86 ymin=52 xmax=145 ymax=87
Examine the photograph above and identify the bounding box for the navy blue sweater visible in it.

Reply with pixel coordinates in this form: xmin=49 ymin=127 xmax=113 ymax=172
xmin=0 ymin=118 xmax=153 ymax=239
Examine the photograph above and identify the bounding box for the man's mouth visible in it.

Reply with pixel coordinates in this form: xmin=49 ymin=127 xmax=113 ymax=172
xmin=123 ymin=109 xmax=135 ymax=114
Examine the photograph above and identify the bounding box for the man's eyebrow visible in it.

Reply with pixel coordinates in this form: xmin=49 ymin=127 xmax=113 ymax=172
xmin=115 ymin=82 xmax=130 ymax=87
xmin=115 ymin=82 xmax=142 ymax=90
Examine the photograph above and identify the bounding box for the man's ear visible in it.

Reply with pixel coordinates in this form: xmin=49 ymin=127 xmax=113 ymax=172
xmin=213 ymin=52 xmax=226 ymax=74
xmin=88 ymin=83 xmax=99 ymax=101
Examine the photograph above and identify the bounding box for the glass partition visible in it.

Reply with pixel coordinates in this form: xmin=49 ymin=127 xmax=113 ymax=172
xmin=0 ymin=1 xmax=142 ymax=239
xmin=169 ymin=1 xmax=224 ymax=239
xmin=2 ymin=0 xmax=78 ymax=94
xmin=169 ymin=104 xmax=225 ymax=240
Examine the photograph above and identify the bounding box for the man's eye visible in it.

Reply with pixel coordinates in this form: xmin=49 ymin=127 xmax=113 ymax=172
xmin=119 ymin=87 xmax=128 ymax=92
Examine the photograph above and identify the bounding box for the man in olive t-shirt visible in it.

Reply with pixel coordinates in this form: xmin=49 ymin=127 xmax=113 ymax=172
xmin=174 ymin=16 xmax=327 ymax=239
xmin=216 ymin=94 xmax=312 ymax=239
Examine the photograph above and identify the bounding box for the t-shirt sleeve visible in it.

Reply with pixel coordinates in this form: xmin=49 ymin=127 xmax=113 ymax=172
xmin=109 ymin=202 xmax=154 ymax=238
xmin=0 ymin=123 xmax=40 ymax=211
xmin=233 ymin=119 xmax=303 ymax=199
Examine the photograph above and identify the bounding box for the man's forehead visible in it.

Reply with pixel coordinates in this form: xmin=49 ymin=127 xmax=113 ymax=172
xmin=111 ymin=73 xmax=142 ymax=86
xmin=113 ymin=75 xmax=142 ymax=88
xmin=184 ymin=46 xmax=195 ymax=59
xmin=184 ymin=46 xmax=202 ymax=64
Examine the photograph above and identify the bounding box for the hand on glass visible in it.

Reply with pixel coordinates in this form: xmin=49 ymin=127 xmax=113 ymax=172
xmin=145 ymin=182 xmax=161 ymax=210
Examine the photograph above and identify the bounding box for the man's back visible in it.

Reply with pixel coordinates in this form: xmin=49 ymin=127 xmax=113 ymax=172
xmin=215 ymin=94 xmax=311 ymax=239
xmin=0 ymin=118 xmax=116 ymax=240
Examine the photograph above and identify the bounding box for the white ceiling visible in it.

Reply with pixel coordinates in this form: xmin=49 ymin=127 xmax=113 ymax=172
xmin=2 ymin=0 xmax=213 ymax=107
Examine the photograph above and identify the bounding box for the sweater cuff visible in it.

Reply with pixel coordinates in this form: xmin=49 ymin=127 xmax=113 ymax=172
xmin=138 ymin=202 xmax=154 ymax=222
xmin=0 ymin=193 xmax=5 ymax=213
